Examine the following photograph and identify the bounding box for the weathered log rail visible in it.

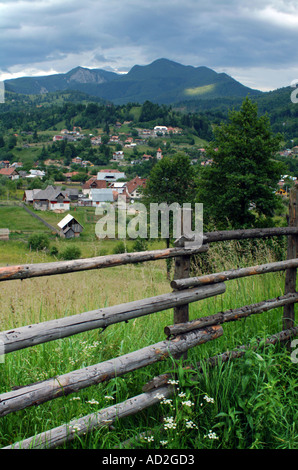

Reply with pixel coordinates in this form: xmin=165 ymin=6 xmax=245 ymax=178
xmin=1 ymin=189 xmax=298 ymax=449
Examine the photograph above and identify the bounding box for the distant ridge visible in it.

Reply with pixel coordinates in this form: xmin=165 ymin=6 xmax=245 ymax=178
xmin=4 ymin=58 xmax=263 ymax=105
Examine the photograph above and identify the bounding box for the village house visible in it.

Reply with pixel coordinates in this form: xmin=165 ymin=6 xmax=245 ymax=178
xmin=0 ymin=161 xmax=10 ymax=169
xmin=82 ymin=177 xmax=107 ymax=197
xmin=32 ymin=186 xmax=70 ymax=212
xmin=23 ymin=188 xmax=43 ymax=204
xmin=97 ymin=169 xmax=126 ymax=184
xmin=0 ymin=167 xmax=19 ymax=180
xmin=109 ymin=135 xmax=120 ymax=144
xmin=110 ymin=181 xmax=127 ymax=196
xmin=57 ymin=214 xmax=84 ymax=238
xmin=112 ymin=150 xmax=124 ymax=161
xmin=126 ymin=176 xmax=147 ymax=201
xmin=154 ymin=126 xmax=168 ymax=136
xmin=26 ymin=169 xmax=45 ymax=179
xmin=53 ymin=135 xmax=64 ymax=142
xmin=91 ymin=136 xmax=102 ymax=145
xmin=90 ymin=188 xmax=114 ymax=206
xmin=64 ymin=171 xmax=79 ymax=182
xmin=142 ymin=154 xmax=154 ymax=161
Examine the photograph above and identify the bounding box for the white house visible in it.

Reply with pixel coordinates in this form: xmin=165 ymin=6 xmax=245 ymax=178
xmin=97 ymin=169 xmax=126 ymax=183
xmin=154 ymin=126 xmax=168 ymax=135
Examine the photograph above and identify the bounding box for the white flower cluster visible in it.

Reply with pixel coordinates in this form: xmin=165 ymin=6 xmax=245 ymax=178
xmin=87 ymin=399 xmax=99 ymax=405
xmin=203 ymin=394 xmax=215 ymax=403
xmin=185 ymin=419 xmax=198 ymax=429
xmin=143 ymin=436 xmax=154 ymax=442
xmin=163 ymin=416 xmax=177 ymax=430
xmin=181 ymin=400 xmax=194 ymax=407
xmin=167 ymin=379 xmax=179 ymax=385
xmin=204 ymin=430 xmax=219 ymax=440
xmin=70 ymin=424 xmax=81 ymax=433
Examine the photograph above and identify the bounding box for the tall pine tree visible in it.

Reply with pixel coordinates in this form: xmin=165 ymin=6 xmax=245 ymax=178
xmin=198 ymin=98 xmax=284 ymax=229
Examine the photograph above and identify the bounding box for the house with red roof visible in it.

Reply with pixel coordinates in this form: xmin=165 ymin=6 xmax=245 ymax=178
xmin=82 ymin=177 xmax=107 ymax=197
xmin=126 ymin=176 xmax=147 ymax=201
xmin=0 ymin=167 xmax=19 ymax=180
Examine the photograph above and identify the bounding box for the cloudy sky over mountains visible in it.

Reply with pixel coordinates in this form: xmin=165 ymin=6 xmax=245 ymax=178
xmin=1 ymin=0 xmax=298 ymax=91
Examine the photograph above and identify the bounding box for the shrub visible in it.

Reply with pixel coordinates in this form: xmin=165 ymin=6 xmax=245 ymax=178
xmin=112 ymin=241 xmax=126 ymax=254
xmin=28 ymin=234 xmax=50 ymax=251
xmin=60 ymin=246 xmax=81 ymax=260
xmin=49 ymin=246 xmax=59 ymax=257
xmin=132 ymin=237 xmax=148 ymax=252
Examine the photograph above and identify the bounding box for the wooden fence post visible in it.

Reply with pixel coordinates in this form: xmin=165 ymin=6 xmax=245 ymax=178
xmin=172 ymin=207 xmax=192 ymax=359
xmin=283 ymin=186 xmax=298 ymax=330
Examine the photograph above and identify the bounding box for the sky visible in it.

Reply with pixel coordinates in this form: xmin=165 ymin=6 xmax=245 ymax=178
xmin=1 ymin=0 xmax=298 ymax=91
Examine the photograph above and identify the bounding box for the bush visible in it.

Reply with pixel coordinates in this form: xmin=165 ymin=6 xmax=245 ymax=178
xmin=60 ymin=246 xmax=81 ymax=260
xmin=28 ymin=234 xmax=50 ymax=251
xmin=112 ymin=241 xmax=126 ymax=254
xmin=132 ymin=237 xmax=148 ymax=252
xmin=49 ymin=246 xmax=59 ymax=257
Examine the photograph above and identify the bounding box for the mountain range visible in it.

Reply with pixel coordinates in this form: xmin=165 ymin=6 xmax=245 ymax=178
xmin=4 ymin=58 xmax=263 ymax=105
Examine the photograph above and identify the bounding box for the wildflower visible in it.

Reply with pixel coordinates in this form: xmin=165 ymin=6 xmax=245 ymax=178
xmin=144 ymin=436 xmax=154 ymax=442
xmin=70 ymin=424 xmax=81 ymax=433
xmin=178 ymin=392 xmax=186 ymax=398
xmin=185 ymin=420 xmax=198 ymax=429
xmin=70 ymin=396 xmax=81 ymax=401
xmin=163 ymin=416 xmax=177 ymax=430
xmin=203 ymin=395 xmax=215 ymax=403
xmin=154 ymin=393 xmax=165 ymax=400
xmin=161 ymin=398 xmax=173 ymax=406
xmin=104 ymin=396 xmax=115 ymax=400
xmin=160 ymin=440 xmax=168 ymax=446
xmin=181 ymin=400 xmax=194 ymax=407
xmin=204 ymin=430 xmax=219 ymax=440
xmin=87 ymin=399 xmax=99 ymax=405
xmin=167 ymin=379 xmax=179 ymax=385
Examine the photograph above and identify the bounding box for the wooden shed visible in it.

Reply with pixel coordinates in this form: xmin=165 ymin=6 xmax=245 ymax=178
xmin=57 ymin=214 xmax=83 ymax=238
xmin=0 ymin=228 xmax=9 ymax=241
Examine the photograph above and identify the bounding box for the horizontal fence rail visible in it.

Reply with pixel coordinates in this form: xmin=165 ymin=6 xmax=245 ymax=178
xmin=171 ymin=258 xmax=298 ymax=290
xmin=164 ymin=292 xmax=298 ymax=337
xmin=0 ymin=244 xmax=208 ymax=282
xmin=0 ymin=283 xmax=226 ymax=354
xmin=0 ymin=326 xmax=223 ymax=418
xmin=175 ymin=226 xmax=298 ymax=245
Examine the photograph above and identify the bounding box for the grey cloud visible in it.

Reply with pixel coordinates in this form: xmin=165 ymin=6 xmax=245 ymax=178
xmin=1 ymin=0 xmax=298 ymax=89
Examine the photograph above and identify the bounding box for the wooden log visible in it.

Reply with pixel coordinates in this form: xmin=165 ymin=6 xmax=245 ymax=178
xmin=172 ymin=220 xmax=192 ymax=359
xmin=0 ymin=244 xmax=208 ymax=283
xmin=284 ymin=188 xmax=298 ymax=330
xmin=2 ymin=385 xmax=175 ymax=449
xmin=164 ymin=293 xmax=298 ymax=337
xmin=171 ymin=258 xmax=298 ymax=290
xmin=173 ymin=254 xmax=191 ymax=325
xmin=0 ymin=283 xmax=226 ymax=355
xmin=143 ymin=326 xmax=298 ymax=392
xmin=0 ymin=326 xmax=223 ymax=418
xmin=174 ymin=226 xmax=298 ymax=246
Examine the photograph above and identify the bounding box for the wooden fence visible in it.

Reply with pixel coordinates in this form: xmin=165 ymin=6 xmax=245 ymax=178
xmin=0 ymin=190 xmax=298 ymax=449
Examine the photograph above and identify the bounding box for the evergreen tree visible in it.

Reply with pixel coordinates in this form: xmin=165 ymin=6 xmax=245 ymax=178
xmin=197 ymin=98 xmax=284 ymax=229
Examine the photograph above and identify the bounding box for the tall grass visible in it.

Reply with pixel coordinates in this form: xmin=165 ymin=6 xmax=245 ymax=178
xmin=0 ymin=237 xmax=297 ymax=449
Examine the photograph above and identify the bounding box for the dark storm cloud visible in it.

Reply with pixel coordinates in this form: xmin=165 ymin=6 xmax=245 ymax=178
xmin=1 ymin=0 xmax=298 ymax=89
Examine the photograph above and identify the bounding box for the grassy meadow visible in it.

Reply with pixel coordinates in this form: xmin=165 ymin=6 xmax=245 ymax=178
xmin=0 ymin=204 xmax=297 ymax=449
